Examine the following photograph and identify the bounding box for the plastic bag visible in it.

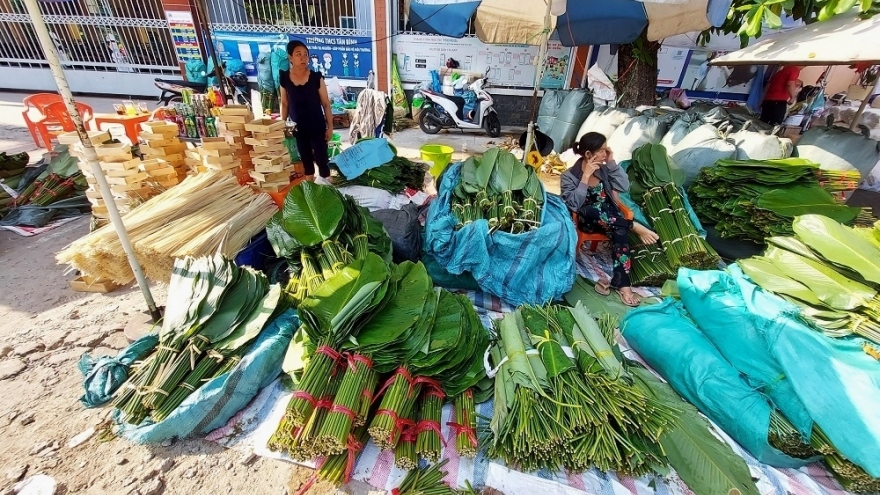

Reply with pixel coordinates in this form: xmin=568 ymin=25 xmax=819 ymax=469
xmin=185 ymin=59 xmax=207 ymax=85
xmin=116 ymin=310 xmax=298 ymax=444
xmin=576 ymin=106 xmax=638 ymax=143
xmin=671 ymin=123 xmax=737 ymax=186
xmin=271 ymin=47 xmax=289 ymax=90
xmin=424 ymin=162 xmax=576 ymax=306
xmin=78 ymin=334 xmax=159 ymax=408
xmin=536 ymin=90 xmax=569 ymax=133
xmin=336 ymin=185 xmax=395 ymax=211
xmin=729 ymin=130 xmax=793 ymax=160
xmin=794 ymin=124 xmax=880 ymax=177
xmin=547 ymin=90 xmax=594 ymax=153
xmin=607 ymin=114 xmax=670 ymax=161
xmin=660 ymin=113 xmax=704 ymax=153
xmin=371 ymin=204 xmax=422 ymax=263
xmin=621 ymin=298 xmax=811 ymax=468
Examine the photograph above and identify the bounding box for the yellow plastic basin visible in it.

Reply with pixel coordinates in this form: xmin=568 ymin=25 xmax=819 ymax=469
xmin=420 ymin=144 xmax=454 ymax=177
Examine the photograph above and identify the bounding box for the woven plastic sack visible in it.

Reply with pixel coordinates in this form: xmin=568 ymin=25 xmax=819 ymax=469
xmin=424 ymin=162 xmax=576 ymax=306
xmin=78 ymin=334 xmax=159 ymax=408
xmin=621 ymin=299 xmax=810 ymax=468
xmin=577 ymin=106 xmax=638 ymax=142
xmin=793 ymin=125 xmax=880 ymax=177
xmin=660 ymin=113 xmax=704 ymax=153
xmin=686 ymin=104 xmax=730 ymax=127
xmin=607 ymin=114 xmax=670 ymax=161
xmin=185 ymin=59 xmax=207 ymax=85
xmin=271 ymin=47 xmax=289 ymax=90
xmin=677 ymin=268 xmax=813 ymax=437
xmin=671 ymin=123 xmax=736 ymax=187
xmin=116 ymin=310 xmax=298 ymax=444
xmin=547 ymin=90 xmax=594 ymax=153
xmin=728 ymin=265 xmax=880 ymax=477
xmin=537 ymin=90 xmax=569 ymax=133
xmin=730 ymin=130 xmax=793 ymax=160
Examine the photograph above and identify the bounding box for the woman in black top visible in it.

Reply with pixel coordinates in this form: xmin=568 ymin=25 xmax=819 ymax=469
xmin=279 ymin=40 xmax=334 ymax=181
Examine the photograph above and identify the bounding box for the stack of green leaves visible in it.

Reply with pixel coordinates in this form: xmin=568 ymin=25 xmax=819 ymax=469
xmin=488 ymin=303 xmax=676 ymax=475
xmin=266 ymin=181 xmax=392 ymax=305
xmin=332 ymin=155 xmax=427 ymax=194
xmin=644 ymin=183 xmax=720 ymax=270
xmin=626 ymin=143 xmax=686 ymax=204
xmin=451 ymin=147 xmax=545 ymax=234
xmin=739 ymin=214 xmax=880 ymax=346
xmin=688 ymin=158 xmax=865 ymax=242
xmin=113 ymin=256 xmax=287 ymax=424
xmin=628 ymin=231 xmax=676 ymax=287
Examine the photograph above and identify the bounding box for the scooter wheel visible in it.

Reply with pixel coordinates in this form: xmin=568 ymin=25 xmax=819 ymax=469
xmin=419 ymin=109 xmax=442 ymax=135
xmin=485 ymin=113 xmax=501 ymax=138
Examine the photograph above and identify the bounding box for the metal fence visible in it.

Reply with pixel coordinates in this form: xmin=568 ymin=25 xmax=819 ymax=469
xmin=0 ymin=0 xmax=178 ymax=74
xmin=205 ymin=0 xmax=373 ymax=37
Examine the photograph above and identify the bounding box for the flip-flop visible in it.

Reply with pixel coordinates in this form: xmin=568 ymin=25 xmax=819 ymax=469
xmin=616 ymin=289 xmax=641 ymax=307
xmin=594 ymin=281 xmax=611 ymax=296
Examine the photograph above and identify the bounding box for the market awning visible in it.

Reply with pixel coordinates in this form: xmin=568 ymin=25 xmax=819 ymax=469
xmin=710 ymin=10 xmax=880 ymax=66
xmin=474 ymin=0 xmax=555 ymax=45
xmin=405 ymin=0 xmax=482 ymax=38
xmin=555 ymin=0 xmax=730 ymax=47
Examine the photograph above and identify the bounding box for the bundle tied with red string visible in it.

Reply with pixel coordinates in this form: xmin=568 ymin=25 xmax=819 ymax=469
xmin=450 ymin=389 xmax=478 ymax=458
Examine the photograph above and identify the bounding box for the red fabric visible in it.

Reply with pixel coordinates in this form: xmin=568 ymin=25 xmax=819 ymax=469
xmin=765 ymin=66 xmax=801 ymax=102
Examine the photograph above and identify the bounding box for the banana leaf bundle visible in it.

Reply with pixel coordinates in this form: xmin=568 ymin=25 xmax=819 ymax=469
xmin=332 ymin=155 xmax=427 ymax=194
xmin=627 ymin=143 xmax=686 ymax=203
xmin=689 ymin=158 xmax=865 ymax=242
xmin=266 ymin=181 xmax=392 ymax=305
xmin=644 ymin=183 xmax=720 ymax=270
xmin=113 ymin=256 xmax=288 ymax=425
xmin=0 ymin=152 xmax=29 ymax=171
xmin=488 ymin=303 xmax=676 ymax=475
xmin=739 ymin=214 xmax=880 ymax=346
xmin=450 ymin=147 xmax=545 ymax=234
xmin=392 ymin=458 xmax=457 ymax=495
xmin=628 ymin=231 xmax=675 ymax=287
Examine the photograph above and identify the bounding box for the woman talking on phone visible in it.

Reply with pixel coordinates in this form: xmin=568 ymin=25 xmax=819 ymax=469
xmin=560 ymin=132 xmax=659 ymax=307
xmin=279 ymin=40 xmax=334 ymax=183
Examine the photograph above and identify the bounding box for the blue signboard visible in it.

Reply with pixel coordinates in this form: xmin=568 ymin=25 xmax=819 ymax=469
xmin=211 ymin=31 xmax=373 ymax=81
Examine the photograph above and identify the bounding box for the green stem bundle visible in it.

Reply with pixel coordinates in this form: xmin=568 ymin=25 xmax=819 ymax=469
xmin=644 ymin=184 xmax=719 ymax=270
xmin=415 ymin=390 xmax=445 ymax=462
xmin=369 ymin=367 xmax=421 ymax=450
xmin=392 ymin=458 xmax=456 ymax=495
xmin=452 ymin=390 xmax=478 ymax=458
xmin=318 ymin=354 xmax=377 ymax=455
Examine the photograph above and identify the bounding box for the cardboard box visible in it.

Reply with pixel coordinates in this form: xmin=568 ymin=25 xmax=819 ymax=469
xmin=106 ymin=172 xmax=148 ymax=185
xmin=140 ymin=122 xmax=179 ymax=135
xmin=249 ymin=166 xmax=293 ymax=183
xmin=203 ymin=155 xmax=235 ymax=166
xmin=220 ymin=105 xmax=253 ymax=117
xmin=244 ymin=136 xmax=284 ymax=147
xmin=244 ymin=118 xmax=285 ymax=134
xmin=201 ymin=137 xmax=231 ymax=150
xmin=58 ymin=130 xmax=111 ymax=145
xmin=94 ymin=143 xmax=133 ymax=161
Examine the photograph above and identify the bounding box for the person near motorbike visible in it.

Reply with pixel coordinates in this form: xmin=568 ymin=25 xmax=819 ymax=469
xmin=279 ymin=40 xmax=334 ymax=182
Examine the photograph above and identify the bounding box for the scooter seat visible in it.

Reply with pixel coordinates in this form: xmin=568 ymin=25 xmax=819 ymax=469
xmin=447 ymin=95 xmax=466 ymax=121
xmin=155 ymin=78 xmax=206 ymax=90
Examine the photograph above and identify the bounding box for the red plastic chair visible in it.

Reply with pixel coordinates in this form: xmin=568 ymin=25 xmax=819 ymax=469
xmin=572 ymin=201 xmax=635 ymax=252
xmin=22 ymin=93 xmax=65 ymax=149
xmin=38 ymin=101 xmax=94 ymax=152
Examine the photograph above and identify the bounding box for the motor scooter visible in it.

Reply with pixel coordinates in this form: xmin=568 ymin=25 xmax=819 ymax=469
xmin=418 ymin=68 xmax=501 ymax=137
xmin=154 ymin=62 xmax=251 ymax=106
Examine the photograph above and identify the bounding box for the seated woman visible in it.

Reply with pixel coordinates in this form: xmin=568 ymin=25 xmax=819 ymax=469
xmin=560 ymin=132 xmax=659 ymax=306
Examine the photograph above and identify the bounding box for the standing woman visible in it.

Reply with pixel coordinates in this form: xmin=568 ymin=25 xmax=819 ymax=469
xmin=279 ymin=40 xmax=334 ymax=182
xmin=560 ymin=132 xmax=659 ymax=306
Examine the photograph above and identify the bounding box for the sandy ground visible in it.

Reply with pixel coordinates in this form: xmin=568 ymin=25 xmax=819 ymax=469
xmin=0 ymin=90 xmax=543 ymax=495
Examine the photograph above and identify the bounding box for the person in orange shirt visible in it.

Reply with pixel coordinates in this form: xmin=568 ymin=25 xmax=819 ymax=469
xmin=761 ymin=65 xmax=804 ymax=125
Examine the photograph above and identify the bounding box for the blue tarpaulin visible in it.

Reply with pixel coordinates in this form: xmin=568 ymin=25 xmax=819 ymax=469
xmin=409 ymin=1 xmax=481 ymax=38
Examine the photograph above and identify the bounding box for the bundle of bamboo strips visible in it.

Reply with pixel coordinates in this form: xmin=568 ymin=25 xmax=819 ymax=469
xmin=56 ymin=172 xmax=277 ymax=283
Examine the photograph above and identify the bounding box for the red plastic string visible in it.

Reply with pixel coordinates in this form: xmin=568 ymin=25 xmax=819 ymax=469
xmin=374 ymin=367 xmax=416 ymax=401
xmin=391 ymin=490 xmax=401 ymax=495
xmin=447 ymin=421 xmax=478 ymax=447
xmin=293 ymin=473 xmax=317 ymax=495
xmin=342 ymin=434 xmax=364 ymax=483
xmin=376 ymin=409 xmax=416 ymax=437
xmin=413 ymin=376 xmax=444 ymax=397
xmin=330 ymin=404 xmax=357 ymax=420
xmin=399 ymin=425 xmax=418 ymax=444
xmin=316 ymin=345 xmax=343 ymax=363
xmin=465 ymin=388 xmax=474 ymax=399
xmin=361 ymin=388 xmax=374 ymax=403
xmin=415 ymin=420 xmax=447 ymax=446
xmin=315 ymin=397 xmax=333 ymax=410
xmin=292 ymin=390 xmax=317 ymax=407
xmin=343 ymin=352 xmax=374 ymax=372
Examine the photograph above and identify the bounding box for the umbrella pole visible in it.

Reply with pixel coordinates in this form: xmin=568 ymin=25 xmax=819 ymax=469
xmin=522 ymin=0 xmax=553 ymax=164
xmin=22 ymin=0 xmax=163 ymax=324
xmin=849 ymin=76 xmax=879 ymax=131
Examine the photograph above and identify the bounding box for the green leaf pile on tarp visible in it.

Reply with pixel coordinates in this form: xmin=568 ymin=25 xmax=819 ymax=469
xmin=450 ymin=147 xmax=544 ymax=233
xmin=113 ymin=256 xmax=288 ymax=425
xmin=487 ymin=302 xmax=676 ymax=475
xmin=644 ymin=183 xmax=720 ymax=270
xmin=266 ymin=181 xmax=392 ymax=304
xmin=627 ymin=143 xmax=686 ymax=203
xmin=689 ymin=158 xmax=865 ymax=242
xmin=332 ymin=155 xmax=427 ymax=194
xmin=739 ymin=214 xmax=880 ymax=345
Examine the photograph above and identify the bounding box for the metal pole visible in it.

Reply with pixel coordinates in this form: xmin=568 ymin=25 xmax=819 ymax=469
xmin=849 ymin=76 xmax=879 ymax=131
xmin=22 ymin=0 xmax=163 ymax=323
xmin=522 ymin=0 xmax=553 ymax=164
xmin=193 ymin=0 xmax=226 ymax=100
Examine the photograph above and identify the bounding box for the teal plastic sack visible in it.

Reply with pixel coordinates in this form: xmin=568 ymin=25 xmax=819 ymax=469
xmin=424 ymin=162 xmax=576 ymax=306
xmin=185 ymin=59 xmax=207 ymax=85
xmin=116 ymin=310 xmax=298 ymax=444
xmin=677 ymin=268 xmax=813 ymax=438
xmin=621 ymin=298 xmax=808 ymax=468
xmin=271 ymin=47 xmax=289 ymax=90
xmin=78 ymin=334 xmax=159 ymax=408
xmin=536 ymin=90 xmax=568 ymax=133
xmin=547 ymin=90 xmax=594 ymax=153
xmin=729 ymin=265 xmax=880 ymax=477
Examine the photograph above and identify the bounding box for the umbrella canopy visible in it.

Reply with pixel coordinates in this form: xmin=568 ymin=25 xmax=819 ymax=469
xmin=474 ymin=0 xmax=555 ymax=45
xmin=405 ymin=0 xmax=481 ymax=38
xmin=710 ymin=11 xmax=880 ymax=67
